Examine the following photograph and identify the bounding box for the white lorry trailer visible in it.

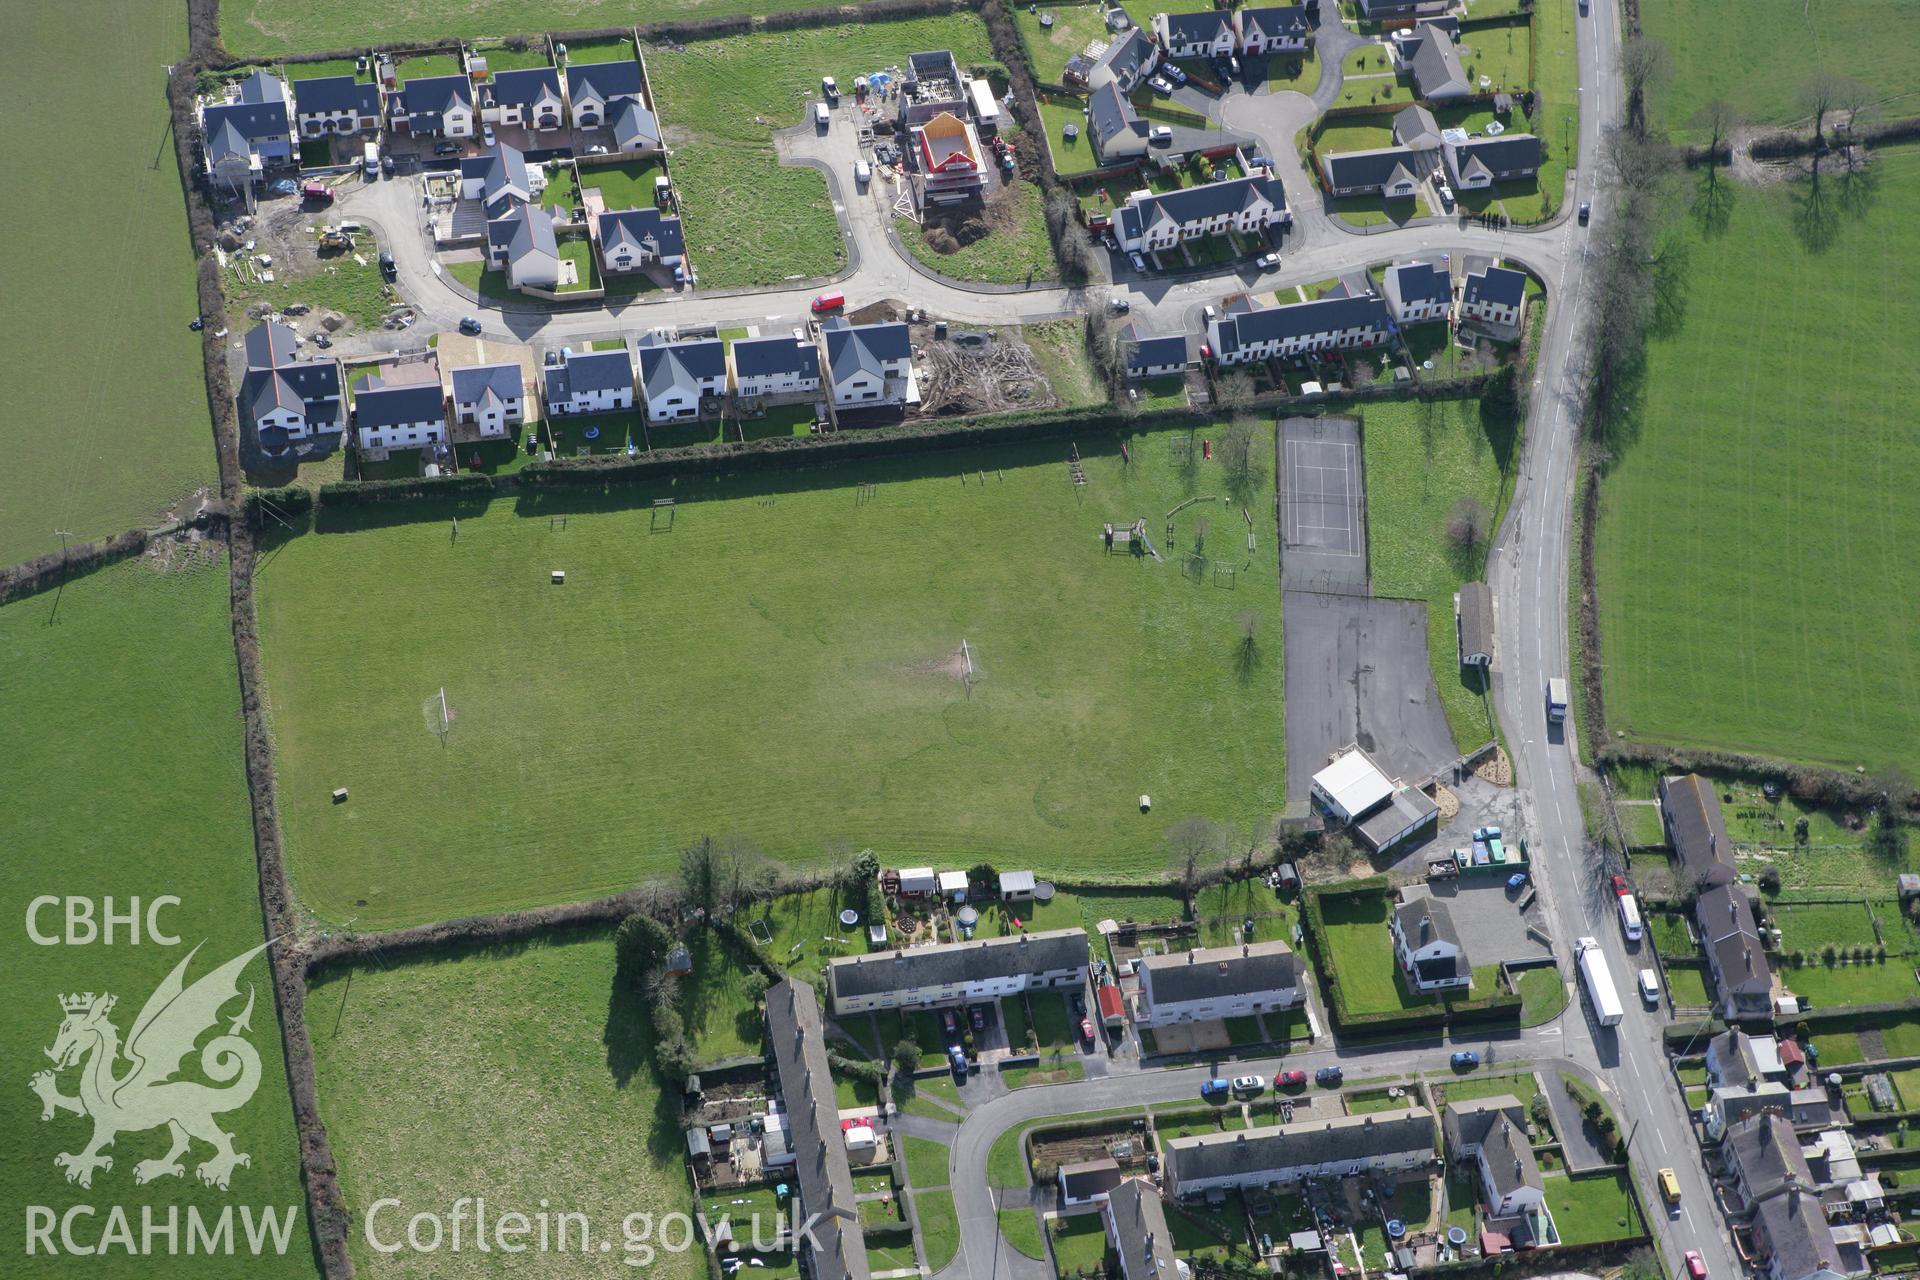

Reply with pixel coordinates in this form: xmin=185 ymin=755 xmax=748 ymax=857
xmin=1577 ymin=936 xmax=1623 ymax=1026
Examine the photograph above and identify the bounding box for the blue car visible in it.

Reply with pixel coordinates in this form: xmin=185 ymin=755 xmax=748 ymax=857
xmin=1506 ymin=872 xmax=1529 ymax=891
xmin=1200 ymin=1078 xmax=1231 ymax=1100
xmin=1451 ymin=1050 xmax=1480 ymax=1069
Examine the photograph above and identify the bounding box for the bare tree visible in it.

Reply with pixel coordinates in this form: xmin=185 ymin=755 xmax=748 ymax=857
xmin=1214 ymin=371 xmax=1256 ymax=414
xmin=1446 ymin=496 xmax=1490 ymax=554
xmin=1166 ymin=817 xmax=1223 ymax=901
xmin=1834 ymin=77 xmax=1879 ymax=169
xmin=1689 ymin=99 xmax=1738 ymax=166
xmin=1618 ymin=36 xmax=1671 ymax=136
xmin=1799 ymin=72 xmax=1840 ymax=148
xmin=1217 ymin=418 xmax=1257 ymax=493
xmin=1044 ymin=189 xmax=1094 ymax=283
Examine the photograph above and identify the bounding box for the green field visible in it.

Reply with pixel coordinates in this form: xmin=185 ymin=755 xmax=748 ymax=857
xmin=257 ymin=429 xmax=1285 ymax=928
xmin=0 ymin=559 xmax=314 ymax=1278
xmin=307 ymin=932 xmax=702 ymax=1279
xmin=644 ymin=15 xmax=998 ymax=289
xmin=895 ymin=181 xmax=1060 ymax=286
xmin=1013 ymin=4 xmax=1111 ymax=87
xmin=0 ymin=4 xmax=215 ymax=564
xmin=1363 ymin=396 xmax=1519 ymax=750
xmin=1644 ymin=0 xmax=1911 ymax=136
xmin=1593 ymin=145 xmax=1920 ymax=778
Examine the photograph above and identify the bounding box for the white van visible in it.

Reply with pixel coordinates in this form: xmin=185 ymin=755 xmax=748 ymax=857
xmin=1638 ymin=968 xmax=1660 ymax=1004
xmin=814 ymin=102 xmax=831 ymax=130
xmin=1618 ymin=893 xmax=1644 ymax=943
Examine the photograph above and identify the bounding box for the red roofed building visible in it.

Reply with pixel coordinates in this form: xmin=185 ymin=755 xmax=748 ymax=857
xmin=915 ymin=111 xmax=985 ymax=204
xmin=1097 ymin=983 xmax=1127 ymax=1029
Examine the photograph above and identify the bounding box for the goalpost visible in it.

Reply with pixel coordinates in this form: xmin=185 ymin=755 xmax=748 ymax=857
xmin=422 ymin=687 xmax=452 ymax=743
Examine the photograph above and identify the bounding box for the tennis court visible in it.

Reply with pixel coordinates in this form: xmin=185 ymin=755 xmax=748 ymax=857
xmin=1279 ymin=416 xmax=1367 ymax=595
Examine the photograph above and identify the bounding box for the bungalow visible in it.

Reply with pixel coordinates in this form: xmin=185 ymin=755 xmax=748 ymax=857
xmin=914 ymin=111 xmax=986 ymax=204
xmin=636 ymin=334 xmax=728 ymax=423
xmin=1320 ymin=145 xmax=1425 ymax=199
xmin=612 ymin=100 xmax=663 ymax=154
xmin=1155 ymin=10 xmax=1235 ymax=60
xmin=823 ymin=318 xmax=914 ymax=408
xmin=1206 ymin=294 xmax=1391 ymax=365
xmin=1458 ymin=264 xmax=1527 ymax=329
xmin=1396 ymin=23 xmax=1469 ymax=101
xmin=595 ymin=206 xmax=685 ymax=274
xmin=1235 ymin=7 xmax=1312 ymax=56
xmin=566 ymin=60 xmax=643 ymax=129
xmin=238 ymin=320 xmax=345 ymax=458
xmin=731 ymin=333 xmax=822 ymax=401
xmin=448 ymin=363 xmax=525 ymax=438
xmin=1135 ymin=941 xmax=1305 ymax=1027
xmin=1662 ymin=772 xmax=1737 ymax=890
xmin=202 ymin=69 xmax=294 ymax=182
xmin=352 ymin=377 xmax=447 ymax=452
xmin=1103 ymin=1181 xmax=1182 ymax=1280
xmin=1391 ymin=895 xmax=1471 ymax=993
xmin=824 ymin=928 xmax=1090 ymax=1016
xmin=1058 ymin=1158 xmax=1124 ymax=1208
xmin=1444 ymin=134 xmax=1542 ymax=190
xmin=485 ymin=67 xmax=565 ymax=132
xmin=395 ymin=74 xmax=475 ymax=138
xmin=1087 ymin=28 xmax=1160 ymax=94
xmin=1087 ymin=80 xmax=1151 ymax=164
xmin=1113 ymin=174 xmax=1289 ymax=253
xmin=461 ymin=141 xmax=532 ymax=213
xmin=1164 ymin=1109 xmax=1436 ymax=1197
xmin=1382 ymin=259 xmax=1452 ymax=325
xmin=1121 ymin=324 xmax=1188 ymax=381
xmin=486 ymin=202 xmax=562 ymax=291
xmin=544 ymin=348 xmax=635 ymax=416
xmin=290 ymin=75 xmax=383 ymax=138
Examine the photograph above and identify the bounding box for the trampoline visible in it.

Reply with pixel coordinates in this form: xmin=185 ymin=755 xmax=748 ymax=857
xmin=583 ymin=426 xmax=601 ymax=440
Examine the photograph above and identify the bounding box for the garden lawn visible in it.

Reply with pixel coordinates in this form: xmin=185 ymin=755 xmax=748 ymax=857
xmin=1362 ymin=395 xmax=1521 ymax=750
xmin=1516 ymin=967 xmax=1568 ymax=1026
xmin=468 ymin=41 xmax=553 ymax=72
xmin=895 ymin=182 xmax=1059 ymax=285
xmin=1531 ymin=0 xmax=1579 ymax=217
xmin=1001 ymin=1059 xmax=1086 ymax=1088
xmin=1335 ymin=46 xmax=1407 ymax=107
xmin=1542 ymin=1171 xmax=1641 ymax=1246
xmin=1663 ymin=965 xmax=1713 ymax=1008
xmin=1319 ymin=891 xmax=1436 ymax=1014
xmin=916 ymin=1189 xmax=960 ymax=1270
xmin=1050 ymin=1212 xmax=1110 ymax=1275
xmin=0 ymin=559 xmax=314 ymax=1280
xmin=1079 ymin=886 xmax=1187 ymax=933
xmin=1014 ymin=4 xmax=1111 ymax=87
xmin=1785 ymin=960 xmax=1920 ymax=1007
xmin=1648 ymin=912 xmax=1695 ymax=958
xmin=644 ymin=15 xmax=999 ymax=289
xmin=1594 ymin=144 xmax=1920 ymax=778
xmin=904 ymin=1135 xmax=951 ymax=1189
xmin=1453 ymin=18 xmax=1529 ymax=94
xmin=1440 ymin=1071 xmax=1538 ymax=1111
xmin=259 ymin=428 xmax=1285 ymax=930
xmin=1771 ymin=901 xmax=1878 ymax=951
xmin=1000 ymin=1206 xmax=1045 ymax=1259
xmin=0 ymin=3 xmax=215 ymax=563
xmin=1038 ymin=94 xmax=1097 ymax=175
xmin=680 ymin=928 xmax=766 ymax=1061
xmin=579 ymin=158 xmax=665 ymax=211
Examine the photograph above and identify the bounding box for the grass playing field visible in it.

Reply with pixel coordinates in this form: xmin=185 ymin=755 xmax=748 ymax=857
xmin=256 ymin=427 xmax=1286 ymax=929
xmin=643 ymin=14 xmax=999 ymax=290
xmin=1593 ymin=144 xmax=1920 ymax=778
xmin=306 ymin=932 xmax=702 ymax=1280
xmin=0 ymin=558 xmax=313 ymax=1278
xmin=0 ymin=4 xmax=216 ymax=565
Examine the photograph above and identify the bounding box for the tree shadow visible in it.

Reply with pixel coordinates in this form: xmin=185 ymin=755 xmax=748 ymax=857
xmin=1233 ymin=633 xmax=1262 ymax=685
xmin=1649 ymin=235 xmax=1691 ymax=340
xmin=1790 ymin=161 xmax=1841 ymax=254
xmin=1689 ymin=165 xmax=1735 ymax=239
xmin=1838 ymin=154 xmax=1883 ymax=222
xmin=603 ymin=970 xmax=653 ymax=1090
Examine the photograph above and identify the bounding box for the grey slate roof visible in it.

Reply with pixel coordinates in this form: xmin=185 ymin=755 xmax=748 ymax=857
xmin=1443 ymin=1094 xmax=1525 ymax=1155
xmin=202 ymin=98 xmax=289 ymax=146
xmin=1698 ymin=883 xmax=1774 ymax=1002
xmin=292 ymin=74 xmax=380 ymax=117
xmin=1405 ymin=24 xmax=1467 ymax=98
xmin=767 ymin=979 xmax=871 ymax=1280
xmin=637 ymin=334 xmax=726 ymax=401
xmin=1088 ymin=80 xmax=1147 ymax=149
xmin=399 ymin=73 xmax=473 ymax=127
xmin=450 ymin=362 xmax=522 ymax=407
xmin=544 ymin=349 xmax=634 ymax=403
xmin=489 ymin=66 xmax=562 ymax=110
xmin=1464 ymin=265 xmax=1527 ymax=309
xmin=822 ymin=319 xmax=912 ymax=387
xmin=567 ymin=60 xmax=642 ymax=106
xmin=1160 ymin=10 xmax=1232 ymax=45
xmin=613 ymin=99 xmax=660 ymax=150
xmin=1392 ymin=104 xmax=1441 ymax=151
xmin=1122 ymin=324 xmax=1189 ymax=374
xmin=488 ymin=202 xmax=558 ymax=268
xmin=1059 ymin=1158 xmax=1124 ymax=1201
xmin=1386 ymin=260 xmax=1451 ymax=308
xmin=1752 ymin=1188 xmax=1843 ymax=1280
xmin=1478 ymin=1114 xmax=1540 ymax=1203
xmin=1096 ymin=30 xmax=1159 ymax=89
xmin=1240 ymin=6 xmax=1312 ymax=43
xmin=352 ymin=378 xmax=446 ymax=430
xmin=1105 ymin=1180 xmax=1178 ymax=1280
xmin=207 ymin=118 xmax=252 ymax=165
xmin=465 ymin=141 xmax=531 ymax=212
xmin=1212 ymin=294 xmax=1391 ymax=357
xmin=1321 ymin=145 xmax=1423 ymax=192
xmin=1395 ymin=896 xmax=1461 ymax=950
xmin=733 ymin=334 xmax=821 ymax=381
xmin=827 ymin=928 xmax=1089 ymax=1003
xmin=1115 ymin=174 xmax=1286 ymax=244
xmin=1450 ymin=133 xmax=1542 ymax=177
xmin=1457 ymin=580 xmax=1494 ymax=658
xmin=597 ymin=206 xmax=685 ymax=261
xmin=1724 ymin=1113 xmax=1814 ymax=1204
xmin=240 ymin=320 xmax=343 ymax=431
xmin=237 ymin=68 xmax=288 ymax=105
xmin=1663 ymin=773 xmax=1736 ymax=889
xmin=1140 ymin=941 xmax=1303 ymax=1006
xmin=1166 ymin=1109 xmax=1435 ymax=1191
xmin=244 ymin=319 xmax=300 ymax=369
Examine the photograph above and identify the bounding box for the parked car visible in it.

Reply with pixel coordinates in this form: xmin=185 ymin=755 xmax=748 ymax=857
xmin=434 ymin=141 xmax=461 ymax=156
xmin=458 ymin=316 xmax=483 ymax=335
xmin=1108 ymin=297 xmax=1131 ymax=313
xmin=1149 ymin=125 xmax=1173 ymax=146
xmin=1506 ymin=872 xmax=1528 ymax=891
xmin=482 ymin=123 xmax=496 ymax=146
xmin=1163 ymin=65 xmax=1187 ymax=86
xmin=1658 ymin=1168 xmax=1681 ymax=1206
xmin=300 ymin=181 xmax=334 ymax=202
xmin=1578 ymin=201 xmax=1592 ymax=224
xmin=949 ymin=1045 xmax=968 ymax=1079
xmin=586 ymin=145 xmax=609 ymax=155
xmin=811 ymin=290 xmax=845 ymax=313
xmin=1610 ymin=874 xmax=1629 ymax=896
xmin=1148 ymin=75 xmax=1173 ymax=95
xmin=1070 ymin=992 xmax=1085 ymax=1014
xmin=1079 ymin=1017 xmax=1096 ymax=1045
xmin=1315 ymin=1066 xmax=1343 ymax=1087
xmin=941 ymin=1008 xmax=958 ymax=1035
xmin=1683 ymin=1251 xmax=1706 ymax=1280
xmin=969 ymin=1005 xmax=986 ymax=1032
xmin=1231 ymin=1075 xmax=1265 ymax=1097
xmin=1639 ymin=968 xmax=1660 ymax=1004
xmin=1278 ymin=1070 xmax=1307 ymax=1089
xmin=1450 ymin=1050 xmax=1479 ymax=1069
xmin=814 ymin=102 xmax=831 ymax=129
xmin=854 ymin=160 xmax=872 ymax=185
xmin=1200 ymin=1078 xmax=1231 ymax=1099
xmin=381 ymin=153 xmax=395 ymax=176
xmin=822 ymin=75 xmax=840 ymax=104
xmin=1256 ymin=252 xmax=1280 ymax=270
xmin=1128 ymin=251 xmax=1148 ymax=273
xmin=378 ymin=251 xmax=396 ymax=281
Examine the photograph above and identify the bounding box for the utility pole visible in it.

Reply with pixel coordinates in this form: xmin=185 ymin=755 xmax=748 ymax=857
xmin=47 ymin=530 xmax=76 ymax=627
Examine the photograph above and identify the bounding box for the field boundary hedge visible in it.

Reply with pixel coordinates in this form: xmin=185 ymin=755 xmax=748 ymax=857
xmin=0 ymin=529 xmax=151 ymax=606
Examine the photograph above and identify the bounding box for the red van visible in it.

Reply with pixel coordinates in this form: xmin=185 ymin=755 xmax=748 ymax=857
xmin=301 ymin=181 xmax=334 ymax=203
xmin=810 ymin=291 xmax=845 ymax=314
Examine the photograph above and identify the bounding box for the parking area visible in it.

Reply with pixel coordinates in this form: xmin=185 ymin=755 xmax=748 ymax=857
xmin=1403 ymin=879 xmax=1550 ymax=967
xmin=1278 ymin=416 xmax=1368 ymax=596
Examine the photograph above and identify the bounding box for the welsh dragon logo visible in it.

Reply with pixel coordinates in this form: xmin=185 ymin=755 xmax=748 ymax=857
xmin=30 ymin=941 xmax=269 ymax=1191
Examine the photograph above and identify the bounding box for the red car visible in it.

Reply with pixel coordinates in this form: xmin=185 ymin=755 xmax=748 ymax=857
xmin=1278 ymin=1070 xmax=1307 ymax=1088
xmin=810 ymin=291 xmax=845 ymax=314
xmin=1683 ymin=1251 xmax=1706 ymax=1280
xmin=1079 ymin=1017 xmax=1096 ymax=1044
xmin=1611 ymin=874 xmax=1629 ymax=896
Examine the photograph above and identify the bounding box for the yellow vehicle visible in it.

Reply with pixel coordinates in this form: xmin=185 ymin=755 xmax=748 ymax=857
xmin=1658 ymin=1168 xmax=1681 ymax=1204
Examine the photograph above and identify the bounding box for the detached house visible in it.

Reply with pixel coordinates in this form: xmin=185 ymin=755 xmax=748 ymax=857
xmin=395 ymin=74 xmax=475 ymax=138
xmin=1207 ymin=294 xmax=1391 ymax=366
xmin=461 ymin=141 xmax=532 ymax=211
xmin=1121 ymin=325 xmax=1188 ymax=381
xmin=1444 ymin=134 xmax=1542 ymax=190
xmin=731 ymin=333 xmax=822 ymax=401
xmin=566 ymin=61 xmax=643 ymax=129
xmin=449 ymin=363 xmax=525 ymax=438
xmin=1446 ymin=1097 xmax=1545 ymax=1222
xmin=1458 ymin=264 xmax=1527 ymax=329
xmin=636 ymin=334 xmax=728 ymax=423
xmin=202 ymin=69 xmax=294 ymax=183
xmin=484 ymin=67 xmax=565 ymax=133
xmin=1236 ymin=7 xmax=1312 ymax=56
xmin=613 ymin=101 xmax=662 ymax=154
xmin=1154 ymin=10 xmax=1235 ymax=59
xmin=823 ymin=318 xmax=914 ymax=409
xmin=1088 ymin=28 xmax=1160 ymax=94
xmin=595 ymin=206 xmax=684 ymax=275
xmin=824 ymin=929 xmax=1090 ymax=1017
xmin=1391 ymin=895 xmax=1471 ymax=994
xmin=1113 ymin=174 xmax=1288 ymax=254
xmin=1396 ymin=22 xmax=1469 ymax=101
xmin=1383 ymin=260 xmax=1452 ymax=325
xmin=238 ymin=320 xmax=345 ymax=459
xmin=914 ymin=111 xmax=987 ymax=204
xmin=290 ymin=75 xmax=383 ymax=138
xmin=543 ymin=348 xmax=635 ymax=416
xmin=1319 ymin=104 xmax=1440 ymax=198
xmin=1087 ymin=81 xmax=1151 ymax=164
xmin=486 ymin=202 xmax=562 ymax=291
xmin=351 ymin=377 xmax=447 ymax=452
xmin=1135 ymin=941 xmax=1305 ymax=1027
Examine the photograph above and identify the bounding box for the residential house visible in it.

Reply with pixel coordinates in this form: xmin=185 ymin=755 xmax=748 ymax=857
xmin=636 ymin=334 xmax=728 ymax=423
xmin=1136 ymin=941 xmax=1306 ymax=1027
xmin=395 ymin=74 xmax=475 ymax=138
xmin=1320 ymin=145 xmax=1424 ymax=199
xmin=613 ymin=100 xmax=663 ymax=154
xmin=1458 ymin=264 xmax=1527 ymax=329
xmin=448 ymin=363 xmax=525 ymax=438
xmin=1154 ymin=10 xmax=1236 ymax=59
xmin=1476 ymin=1114 xmax=1545 ymax=1220
xmin=1358 ymin=0 xmax=1450 ymax=16
xmin=1392 ymin=895 xmax=1471 ymax=993
xmin=1207 ymin=294 xmax=1392 ymax=365
xmin=461 ymin=141 xmax=532 ymax=212
xmin=1235 ymin=7 xmax=1312 ymax=56
xmin=1705 ymin=1029 xmax=1790 ymax=1091
xmin=543 ymin=348 xmax=635 ymax=415
xmin=1662 ymin=773 xmax=1737 ymax=891
xmin=566 ymin=61 xmax=644 ymax=129
xmin=1087 ymin=81 xmax=1151 ymax=164
xmin=1457 ymin=580 xmax=1493 ymax=668
xmin=767 ymin=980 xmax=872 ymax=1280
xmin=1444 ymin=134 xmax=1542 ymax=190
xmin=1163 ymin=1109 xmax=1436 ymax=1197
xmin=1395 ymin=22 xmax=1469 ymax=100
xmin=1724 ymin=1114 xmax=1817 ymax=1211
xmin=913 ymin=111 xmax=986 ymax=204
xmin=485 ymin=67 xmax=566 ymax=132
xmin=1088 ymin=28 xmax=1161 ymax=94
xmin=1113 ymin=174 xmax=1289 ymax=254
xmin=898 ymin=51 xmax=970 ymax=129
xmin=1392 ymin=103 xmax=1443 ymax=154
xmin=1382 ymin=259 xmax=1452 ymax=325
xmin=824 ymin=928 xmax=1090 ymax=1016
xmin=1058 ymin=1158 xmax=1125 ymax=1208
xmin=822 ymin=318 xmax=914 ymax=409
xmin=1803 ymin=1130 xmax=1882 ymax=1213
xmin=1121 ymin=325 xmax=1188 ymax=381
xmin=290 ymin=75 xmax=383 ymax=138
xmin=486 ymin=202 xmax=562 ymax=290
xmin=731 ymin=333 xmax=822 ymax=401
xmin=1751 ymin=1188 xmax=1865 ymax=1280
xmin=351 ymin=377 xmax=447 ymax=452
xmin=1103 ymin=1180 xmax=1183 ymax=1280
xmin=595 ymin=206 xmax=685 ymax=275
xmin=202 ymin=69 xmax=294 ymax=183
xmin=1698 ymin=882 xmax=1777 ymax=1023
xmin=238 ymin=321 xmax=345 ymax=458
xmin=1704 ymin=1081 xmax=1843 ymax=1142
